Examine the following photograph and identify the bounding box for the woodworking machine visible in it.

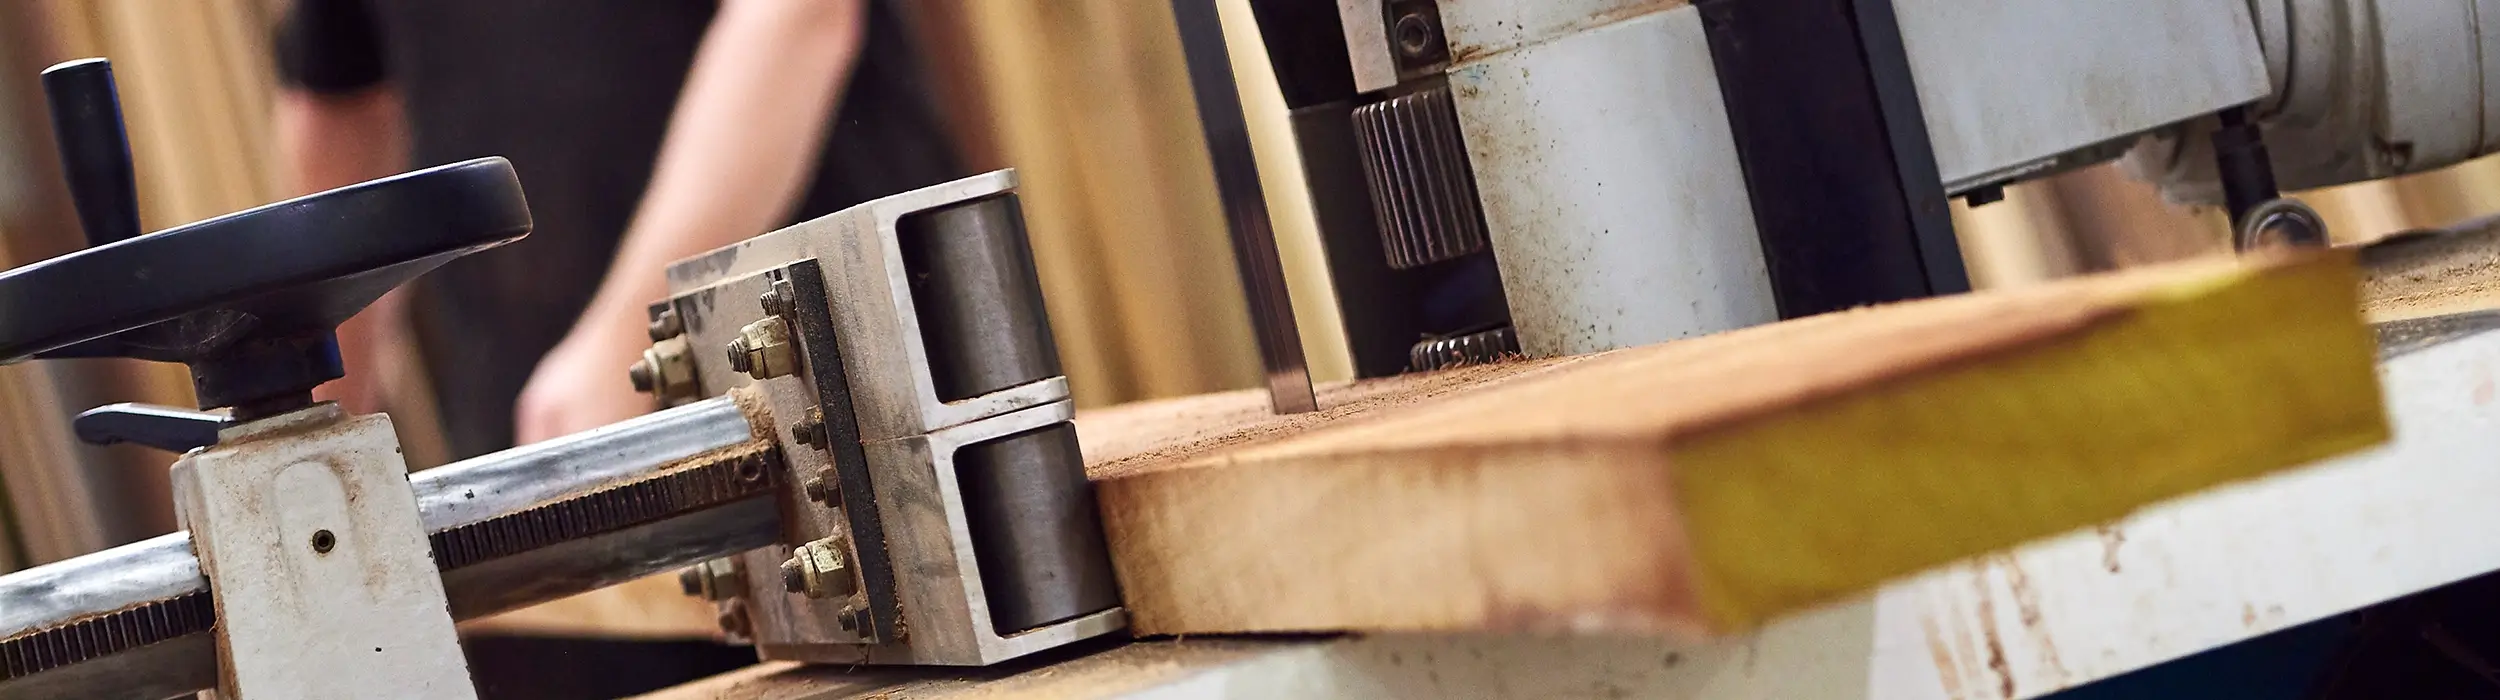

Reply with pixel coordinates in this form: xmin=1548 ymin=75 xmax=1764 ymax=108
xmin=1188 ymin=0 xmax=2500 ymax=407
xmin=7 ymin=0 xmax=2500 ymax=697
xmin=0 ymin=60 xmax=1118 ymax=699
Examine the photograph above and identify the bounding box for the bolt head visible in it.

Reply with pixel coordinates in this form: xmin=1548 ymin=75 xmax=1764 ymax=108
xmin=780 ymin=558 xmax=806 ymax=593
xmin=758 ymin=288 xmax=789 ymax=318
xmin=804 ymin=475 xmax=834 ymax=504
xmin=725 ymin=338 xmax=753 ymax=372
xmin=678 ymin=567 xmax=705 ymax=597
xmin=733 ymin=317 xmax=797 ymax=380
xmin=629 ymin=359 xmax=657 ymax=393
xmin=647 ymin=309 xmax=683 ymax=341
xmin=1394 ymin=13 xmax=1434 ymax=56
xmin=716 ymin=600 xmax=752 ymax=637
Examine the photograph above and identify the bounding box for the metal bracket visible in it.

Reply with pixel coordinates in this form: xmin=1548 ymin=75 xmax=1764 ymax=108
xmin=169 ymin=405 xmax=473 ymax=698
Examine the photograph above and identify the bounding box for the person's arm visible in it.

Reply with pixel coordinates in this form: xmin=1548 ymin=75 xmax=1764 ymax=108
xmin=279 ymin=87 xmax=407 ymax=413
xmin=514 ymin=0 xmax=869 ymax=443
xmin=274 ymin=0 xmax=405 ymax=413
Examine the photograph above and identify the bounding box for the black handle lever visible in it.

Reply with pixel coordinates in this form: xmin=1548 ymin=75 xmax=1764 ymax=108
xmin=41 ymin=57 xmax=142 ymax=249
xmin=74 ymin=403 xmax=228 ymax=453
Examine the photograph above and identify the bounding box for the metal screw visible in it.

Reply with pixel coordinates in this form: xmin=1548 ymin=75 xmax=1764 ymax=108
xmin=647 ymin=308 xmax=683 ymax=341
xmin=838 ymin=610 xmax=859 ymax=633
xmin=758 ymin=283 xmax=793 ymax=319
xmin=780 ymin=558 xmax=807 ymax=593
xmin=677 ymin=567 xmax=704 ymax=596
xmin=790 ymin=417 xmax=821 ymax=447
xmin=628 ymin=359 xmax=657 ymax=392
xmin=725 ymin=337 xmax=753 ymax=372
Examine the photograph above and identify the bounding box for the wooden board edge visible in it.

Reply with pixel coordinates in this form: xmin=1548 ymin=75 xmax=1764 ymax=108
xmin=1673 ymin=250 xmax=2387 ymax=628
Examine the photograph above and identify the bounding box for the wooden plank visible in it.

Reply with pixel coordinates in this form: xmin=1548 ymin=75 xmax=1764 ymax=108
xmin=1091 ymin=251 xmax=2387 ymax=637
xmin=2359 ymin=215 xmax=2500 ymax=323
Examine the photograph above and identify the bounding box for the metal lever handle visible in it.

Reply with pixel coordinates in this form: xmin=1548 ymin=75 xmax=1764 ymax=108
xmin=41 ymin=57 xmax=143 ymax=248
xmin=73 ymin=402 xmax=228 ymax=453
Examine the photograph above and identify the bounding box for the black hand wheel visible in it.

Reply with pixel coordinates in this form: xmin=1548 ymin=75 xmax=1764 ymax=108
xmin=0 ymin=58 xmax=531 ymax=418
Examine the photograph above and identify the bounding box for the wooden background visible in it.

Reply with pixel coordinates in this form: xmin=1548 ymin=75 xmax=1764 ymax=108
xmin=2 ymin=0 xmax=2498 ymax=569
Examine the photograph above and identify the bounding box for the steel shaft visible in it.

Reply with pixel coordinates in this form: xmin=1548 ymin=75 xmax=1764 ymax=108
xmin=0 ymin=397 xmax=777 ymax=699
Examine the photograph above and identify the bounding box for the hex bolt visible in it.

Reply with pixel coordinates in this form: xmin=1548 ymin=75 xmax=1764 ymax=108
xmin=647 ymin=308 xmax=683 ymax=342
xmin=716 ymin=600 xmax=752 ymax=638
xmin=803 ymin=472 xmax=837 ymax=505
xmin=725 ymin=337 xmax=754 ymax=373
xmin=677 ymin=558 xmax=745 ymax=601
xmin=781 ymin=537 xmax=856 ymax=599
xmin=634 ymin=337 xmax=699 ymax=401
xmin=758 ymin=281 xmax=795 ymax=319
xmin=755 ymin=278 xmax=799 ymax=319
xmin=677 ymin=567 xmax=704 ymax=597
xmin=790 ymin=417 xmax=821 ymax=447
xmin=730 ymin=317 xmax=797 ymax=380
xmin=628 ymin=359 xmax=657 ymax=393
xmin=779 ymin=558 xmax=807 ymax=593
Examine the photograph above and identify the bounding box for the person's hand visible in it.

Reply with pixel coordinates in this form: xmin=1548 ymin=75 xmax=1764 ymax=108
xmin=514 ymin=309 xmax=652 ymax=444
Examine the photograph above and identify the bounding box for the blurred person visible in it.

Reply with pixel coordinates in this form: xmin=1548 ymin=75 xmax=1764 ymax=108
xmin=276 ymin=0 xmax=962 ymax=461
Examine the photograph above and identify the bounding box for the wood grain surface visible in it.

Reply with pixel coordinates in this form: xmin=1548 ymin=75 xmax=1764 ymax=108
xmin=1091 ymin=251 xmax=2387 ymax=637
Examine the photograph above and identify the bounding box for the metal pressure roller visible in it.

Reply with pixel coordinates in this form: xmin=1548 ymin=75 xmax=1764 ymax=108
xmin=0 ymin=58 xmax=1119 ymax=699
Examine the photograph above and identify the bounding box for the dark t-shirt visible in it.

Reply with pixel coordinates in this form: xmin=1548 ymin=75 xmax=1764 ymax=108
xmin=276 ymin=0 xmax=962 ymax=459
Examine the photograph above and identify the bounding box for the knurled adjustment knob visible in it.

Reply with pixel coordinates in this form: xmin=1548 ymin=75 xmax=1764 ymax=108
xmin=1409 ymin=325 xmax=1519 ymax=372
xmin=1352 ymin=84 xmax=1492 ymax=270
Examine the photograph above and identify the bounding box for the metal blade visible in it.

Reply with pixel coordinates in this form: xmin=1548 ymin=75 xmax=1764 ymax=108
xmin=1169 ymin=0 xmax=1318 ymax=413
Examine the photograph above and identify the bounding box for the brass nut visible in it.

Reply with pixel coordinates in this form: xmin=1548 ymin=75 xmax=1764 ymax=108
xmin=632 ymin=336 xmax=699 ymax=402
xmin=781 ymin=537 xmax=856 ymax=599
xmin=730 ymin=317 xmax=798 ymax=380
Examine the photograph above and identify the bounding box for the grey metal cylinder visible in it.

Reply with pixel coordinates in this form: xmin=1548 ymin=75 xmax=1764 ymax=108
xmin=953 ymin=422 xmax=1120 ymax=633
xmin=896 ymin=194 xmax=1062 ymax=402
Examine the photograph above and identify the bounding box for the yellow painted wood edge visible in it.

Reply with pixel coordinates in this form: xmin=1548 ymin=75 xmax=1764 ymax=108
xmin=1672 ymin=251 xmax=2387 ymax=630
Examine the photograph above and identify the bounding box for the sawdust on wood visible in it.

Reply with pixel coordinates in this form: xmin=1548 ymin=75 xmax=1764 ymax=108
xmin=1077 ymin=357 xmax=1584 ymax=481
xmin=2359 ymin=221 xmax=2500 ymax=323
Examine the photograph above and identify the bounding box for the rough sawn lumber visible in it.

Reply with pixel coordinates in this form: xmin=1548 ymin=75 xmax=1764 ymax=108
xmin=1085 ymin=251 xmax=2387 ymax=637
